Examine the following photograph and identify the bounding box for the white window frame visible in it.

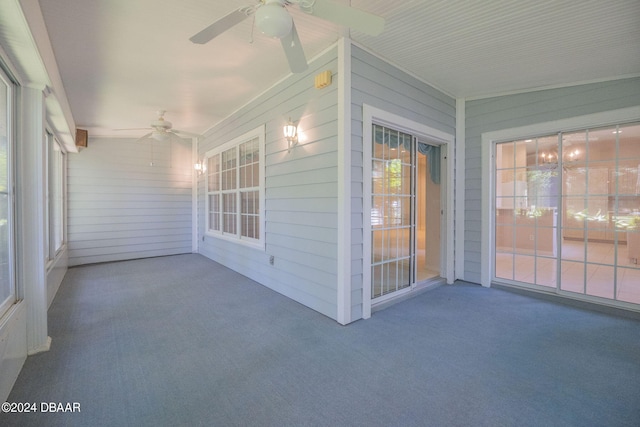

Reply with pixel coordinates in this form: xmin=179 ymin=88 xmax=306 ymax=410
xmin=46 ymin=130 xmax=65 ymax=262
xmin=363 ymin=104 xmax=455 ymax=319
xmin=0 ymin=64 xmax=15 ymax=317
xmin=204 ymin=125 xmax=265 ymax=250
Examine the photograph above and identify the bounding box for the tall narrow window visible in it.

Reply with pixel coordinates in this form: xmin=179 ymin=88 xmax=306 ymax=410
xmin=47 ymin=132 xmax=65 ymax=260
xmin=205 ymin=126 xmax=264 ymax=248
xmin=0 ymin=67 xmax=15 ymax=317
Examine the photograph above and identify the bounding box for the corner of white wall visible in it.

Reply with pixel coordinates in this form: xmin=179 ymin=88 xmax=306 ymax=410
xmin=455 ymin=98 xmax=466 ymax=282
xmin=337 ymin=37 xmax=352 ymax=325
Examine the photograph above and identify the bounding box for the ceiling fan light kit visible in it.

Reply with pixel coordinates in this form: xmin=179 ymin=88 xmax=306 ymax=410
xmin=255 ymin=1 xmax=293 ymax=39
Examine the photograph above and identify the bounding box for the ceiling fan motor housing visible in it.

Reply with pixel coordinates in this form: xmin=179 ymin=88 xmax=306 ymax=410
xmin=151 ymin=118 xmax=172 ymax=132
xmin=256 ymin=0 xmax=293 ymax=39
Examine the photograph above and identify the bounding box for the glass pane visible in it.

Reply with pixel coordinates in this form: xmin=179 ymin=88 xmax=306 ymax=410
xmin=514 ymin=226 xmax=535 ymax=255
xmin=618 ymin=123 xmax=640 ymax=160
xmin=616 ymin=162 xmax=639 ymax=196
xmin=617 ymin=267 xmax=640 ymax=304
xmin=586 ymin=241 xmax=613 ymax=265
xmin=585 ymin=196 xmax=609 ymax=230
xmin=561 ymin=238 xmax=584 ymax=262
xmin=240 ymin=191 xmax=258 ymax=215
xmin=536 ymin=135 xmax=559 ymax=166
xmin=561 ymin=260 xmax=584 ymax=294
xmin=496 ymin=208 xmax=514 ymax=226
xmin=0 ymin=193 xmax=10 ymax=306
xmin=208 ymin=194 xmax=220 ymax=231
xmin=208 ymin=212 xmax=219 ymax=232
xmin=207 ymin=154 xmax=220 ymax=191
xmin=223 ymin=193 xmax=236 ymax=234
xmin=587 ymin=127 xmax=616 ymax=162
xmin=372 ymin=229 xmax=383 ymax=263
xmin=221 ymin=148 xmax=237 ymax=190
xmin=239 ymin=165 xmax=248 ymax=189
xmin=250 ymin=163 xmax=259 ymax=187
xmin=586 ymin=167 xmax=609 ymax=196
xmin=239 ymin=138 xmax=258 ymax=166
xmin=536 ymin=256 xmax=557 ymax=288
xmin=563 ymin=196 xmax=587 ymax=233
xmin=239 ymin=138 xmax=259 ymax=189
xmin=586 ymin=264 xmax=614 ymax=299
xmin=50 ymin=142 xmax=64 ymax=254
xmin=528 ymin=168 xmax=559 ymax=205
xmin=513 ymin=255 xmax=534 ymax=284
xmin=564 ymin=165 xmax=587 ymax=195
xmin=0 ymin=76 xmax=11 ymax=312
xmin=496 ymin=142 xmax=515 ymax=170
xmin=536 ymin=225 xmax=555 ymax=257
xmin=562 ymin=131 xmax=586 ymax=163
xmin=496 ymin=225 xmax=514 ymax=252
xmin=495 ymin=252 xmax=514 ymax=280
xmin=240 ymin=188 xmax=258 ymax=239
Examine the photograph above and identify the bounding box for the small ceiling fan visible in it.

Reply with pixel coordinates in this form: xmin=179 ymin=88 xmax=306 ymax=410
xmin=190 ymin=0 xmax=385 ymax=73
xmin=128 ymin=110 xmax=198 ymax=143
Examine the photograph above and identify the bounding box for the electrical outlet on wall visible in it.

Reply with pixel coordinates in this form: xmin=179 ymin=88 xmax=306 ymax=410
xmin=269 ymin=255 xmax=274 ymax=265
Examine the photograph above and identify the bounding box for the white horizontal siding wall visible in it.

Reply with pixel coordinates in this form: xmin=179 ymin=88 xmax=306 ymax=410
xmin=464 ymin=77 xmax=640 ymax=284
xmin=67 ymin=137 xmax=193 ymax=265
xmin=198 ymin=47 xmax=340 ymax=320
xmin=350 ymin=45 xmax=456 ymax=320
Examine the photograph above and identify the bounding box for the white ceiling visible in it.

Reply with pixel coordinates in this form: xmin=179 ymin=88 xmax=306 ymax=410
xmin=36 ymin=0 xmax=640 ymax=138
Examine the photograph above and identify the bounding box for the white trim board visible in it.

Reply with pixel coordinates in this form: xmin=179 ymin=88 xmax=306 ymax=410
xmin=454 ymin=98 xmax=465 ymax=280
xmin=362 ymin=104 xmax=455 ymax=319
xmin=480 ymin=106 xmax=640 ymax=288
xmin=336 ymin=38 xmax=352 ymax=325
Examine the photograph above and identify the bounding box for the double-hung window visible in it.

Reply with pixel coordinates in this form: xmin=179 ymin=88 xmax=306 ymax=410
xmin=205 ymin=125 xmax=264 ymax=248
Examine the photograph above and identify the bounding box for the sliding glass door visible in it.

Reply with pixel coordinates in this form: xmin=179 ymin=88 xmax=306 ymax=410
xmin=371 ymin=125 xmax=414 ymax=299
xmin=494 ymin=123 xmax=640 ymax=306
xmin=370 ymin=124 xmax=443 ymax=302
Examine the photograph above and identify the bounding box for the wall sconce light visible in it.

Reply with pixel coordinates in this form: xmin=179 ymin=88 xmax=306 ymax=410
xmin=194 ymin=159 xmax=206 ymax=175
xmin=283 ymin=117 xmax=298 ymax=152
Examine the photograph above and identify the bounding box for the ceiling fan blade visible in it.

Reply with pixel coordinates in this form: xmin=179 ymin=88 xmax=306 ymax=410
xmin=190 ymin=8 xmax=250 ymax=44
xmin=172 ymin=129 xmax=201 ymax=138
xmin=280 ymin=22 xmax=308 ymax=73
xmin=136 ymin=132 xmax=153 ymax=143
xmin=307 ymin=0 xmax=384 ymax=36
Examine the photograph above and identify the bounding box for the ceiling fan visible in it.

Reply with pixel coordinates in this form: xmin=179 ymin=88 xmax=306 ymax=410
xmin=130 ymin=110 xmax=198 ymax=143
xmin=189 ymin=0 xmax=385 ymax=73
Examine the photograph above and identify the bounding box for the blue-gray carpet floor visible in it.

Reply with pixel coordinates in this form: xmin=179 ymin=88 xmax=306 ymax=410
xmin=1 ymin=254 xmax=639 ymax=426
